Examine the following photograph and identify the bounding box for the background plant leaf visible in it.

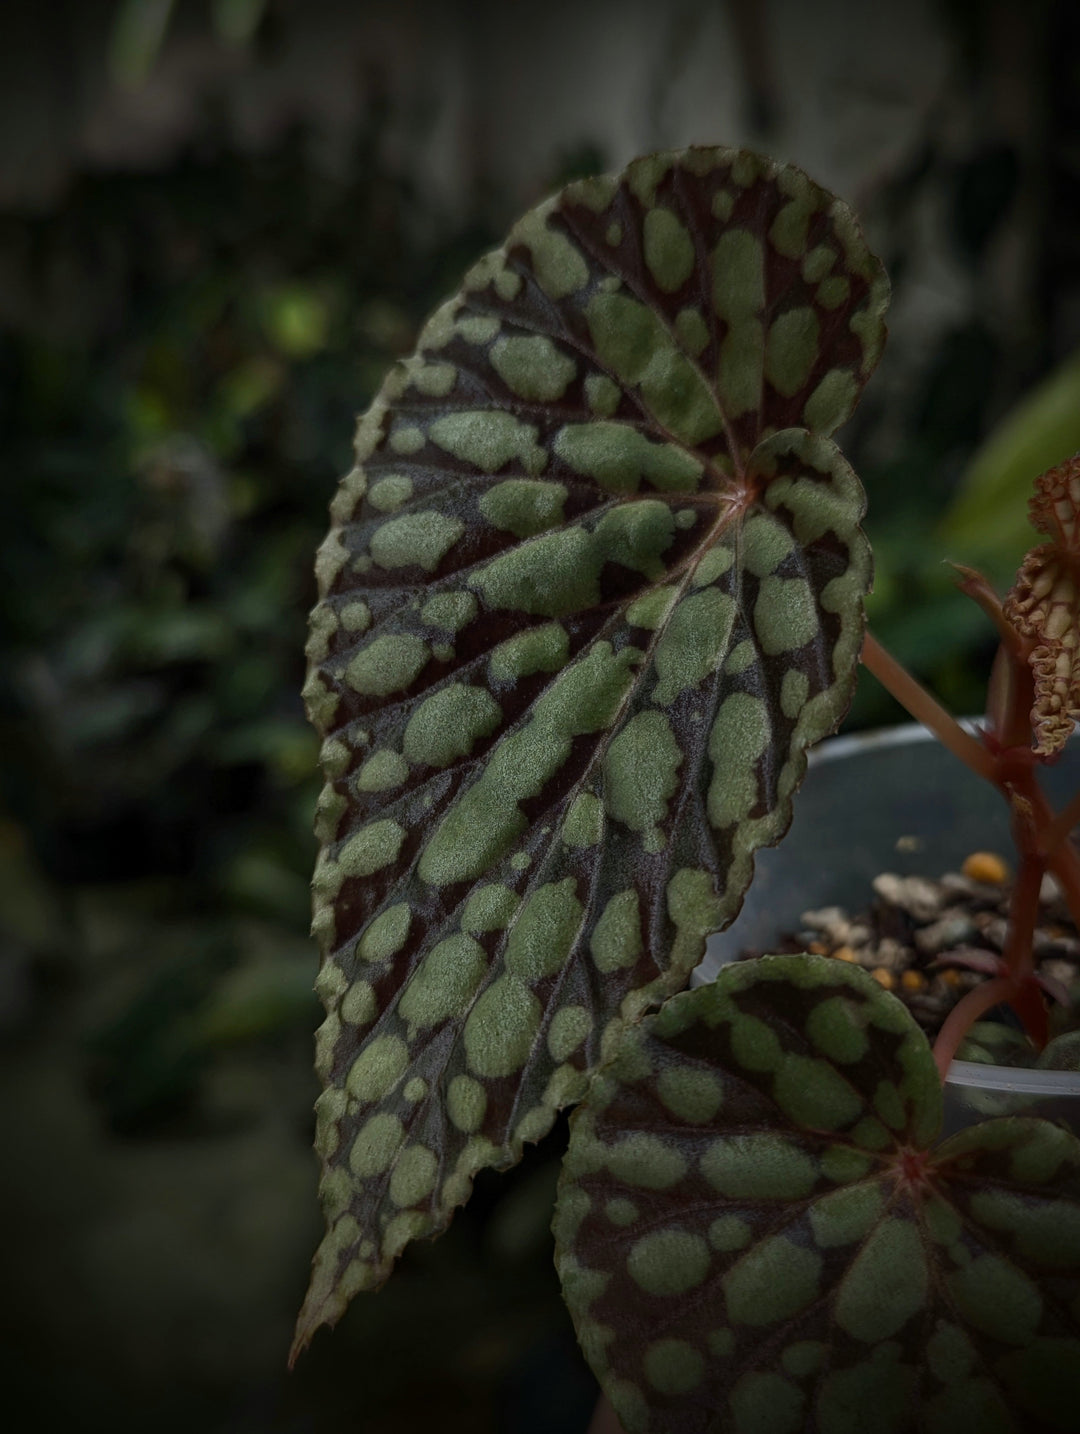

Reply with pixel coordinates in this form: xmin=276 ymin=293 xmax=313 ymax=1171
xmin=554 ymin=955 xmax=1080 ymax=1433
xmin=297 ymin=147 xmax=888 ymax=1354
xmin=937 ymin=348 xmax=1080 ymax=579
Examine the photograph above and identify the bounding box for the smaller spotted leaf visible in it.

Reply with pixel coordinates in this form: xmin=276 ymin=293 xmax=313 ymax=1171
xmin=1004 ymin=454 xmax=1080 ymax=755
xmin=297 ymin=146 xmax=888 ymax=1357
xmin=554 ymin=955 xmax=1080 ymax=1434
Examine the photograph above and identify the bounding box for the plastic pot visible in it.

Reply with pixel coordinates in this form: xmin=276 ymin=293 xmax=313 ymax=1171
xmin=697 ymin=721 xmax=1080 ymax=1135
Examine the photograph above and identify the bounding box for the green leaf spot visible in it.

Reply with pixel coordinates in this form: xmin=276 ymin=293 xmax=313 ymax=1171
xmin=834 ymin=1218 xmax=928 ymax=1341
xmin=701 ymin=1133 xmax=817 ymax=1200
xmin=590 ymin=889 xmax=644 ymax=973
xmin=479 ymin=478 xmax=568 ymax=537
xmin=606 ymin=1133 xmax=687 ymax=1190
xmin=723 ymin=1234 xmax=822 ymax=1325
xmin=772 ymin=1052 xmax=864 ymax=1130
xmin=947 ymin=1255 xmax=1043 ymax=1346
xmin=808 ymin=1182 xmax=884 ymax=1248
xmin=643 ymin=1339 xmax=704 ymax=1395
xmin=490 ymin=335 xmax=577 ymax=402
xmin=463 ymin=974 xmax=542 ymax=1078
xmin=656 ymin=1065 xmax=723 ymax=1124
xmin=345 ymin=634 xmax=430 ymax=697
xmin=603 ymin=710 xmax=682 ymax=832
xmin=403 ymin=683 xmax=503 ymax=767
xmin=506 ymin=879 xmax=584 ymax=981
xmin=627 ymin=1230 xmax=710 ymax=1296
xmin=399 ymin=935 xmax=488 ymax=1031
xmin=370 ymin=511 xmax=464 ymax=572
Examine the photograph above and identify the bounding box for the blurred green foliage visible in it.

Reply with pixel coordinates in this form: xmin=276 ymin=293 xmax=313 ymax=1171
xmin=853 ymin=343 xmax=1080 ymax=729
xmin=1 ymin=116 xmax=491 ymax=1114
xmin=938 ymin=347 xmax=1080 ymax=573
xmin=0 ymin=109 xmax=610 ymax=1433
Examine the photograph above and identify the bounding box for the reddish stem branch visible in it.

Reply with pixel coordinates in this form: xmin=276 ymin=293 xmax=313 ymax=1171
xmin=861 ymin=629 xmax=1078 ymax=1072
xmin=949 ymin=564 xmax=1020 ymax=652
xmin=1001 ymin=852 xmax=1043 ymax=984
xmin=931 ymin=976 xmax=1015 ymax=1079
xmin=998 ymin=846 xmax=1049 ymax=1047
xmin=1009 ymin=765 xmax=1080 ymax=935
xmin=931 ymin=847 xmax=1049 ymax=1071
xmin=861 ymin=632 xmax=997 ymax=782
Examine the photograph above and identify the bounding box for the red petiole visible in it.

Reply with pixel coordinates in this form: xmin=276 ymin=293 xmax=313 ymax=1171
xmin=861 ymin=622 xmax=1080 ymax=1075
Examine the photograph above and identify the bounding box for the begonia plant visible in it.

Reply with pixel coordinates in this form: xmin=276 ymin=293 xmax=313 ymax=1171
xmin=295 ymin=146 xmax=1080 ymax=1432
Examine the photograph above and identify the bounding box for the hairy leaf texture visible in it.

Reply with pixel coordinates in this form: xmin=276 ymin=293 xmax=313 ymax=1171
xmin=295 ymin=147 xmax=888 ymax=1356
xmin=1004 ymin=454 xmax=1080 ymax=755
xmin=554 ymin=956 xmax=1080 ymax=1433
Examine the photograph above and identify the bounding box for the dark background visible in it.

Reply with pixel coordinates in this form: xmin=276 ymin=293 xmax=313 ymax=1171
xmin=2 ymin=1 xmax=1079 ymax=1430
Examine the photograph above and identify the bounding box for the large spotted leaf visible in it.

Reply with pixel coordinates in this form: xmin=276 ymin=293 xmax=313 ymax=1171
xmin=295 ymin=146 xmax=887 ymax=1355
xmin=554 ymin=956 xmax=1080 ymax=1433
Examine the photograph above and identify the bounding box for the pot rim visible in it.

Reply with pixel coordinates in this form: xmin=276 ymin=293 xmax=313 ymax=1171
xmin=789 ymin=721 xmax=1080 ymax=1096
xmin=807 ymin=717 xmax=982 ymax=767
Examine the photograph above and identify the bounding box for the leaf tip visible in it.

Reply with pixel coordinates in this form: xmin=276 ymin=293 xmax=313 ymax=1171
xmin=289 ymin=1230 xmax=367 ymax=1369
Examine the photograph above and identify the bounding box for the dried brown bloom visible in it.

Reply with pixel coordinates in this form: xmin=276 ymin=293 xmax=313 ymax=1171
xmin=1003 ymin=454 xmax=1080 ymax=755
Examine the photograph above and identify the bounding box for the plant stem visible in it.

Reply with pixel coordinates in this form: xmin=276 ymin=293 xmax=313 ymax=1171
xmin=861 ymin=632 xmax=997 ymax=782
xmin=949 ymin=564 xmax=1019 ymax=651
xmin=932 ymin=845 xmax=1049 ymax=1071
xmin=1008 ymin=765 xmax=1080 ymax=935
xmin=931 ymin=976 xmax=1016 ymax=1079
xmin=998 ymin=847 xmax=1048 ymax=1046
xmin=1001 ymin=851 xmax=1042 ymax=983
xmin=860 ymin=631 xmax=1077 ymax=1069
